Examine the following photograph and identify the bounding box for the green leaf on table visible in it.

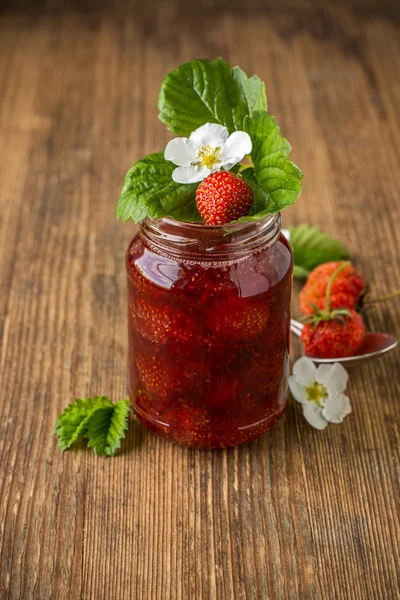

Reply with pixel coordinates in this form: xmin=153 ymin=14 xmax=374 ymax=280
xmin=243 ymin=110 xmax=303 ymax=216
xmin=86 ymin=400 xmax=131 ymax=457
xmin=289 ymin=224 xmax=350 ymax=277
xmin=55 ymin=396 xmax=130 ymax=457
xmin=116 ymin=152 xmax=202 ymax=223
xmin=55 ymin=396 xmax=113 ymax=451
xmin=158 ymin=58 xmax=267 ymax=136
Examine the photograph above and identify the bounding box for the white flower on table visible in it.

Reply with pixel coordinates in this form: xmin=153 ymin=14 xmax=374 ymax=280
xmin=164 ymin=122 xmax=252 ymax=184
xmin=289 ymin=357 xmax=352 ymax=430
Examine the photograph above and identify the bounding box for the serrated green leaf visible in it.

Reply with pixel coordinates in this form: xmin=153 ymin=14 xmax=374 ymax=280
xmin=246 ymin=111 xmax=292 ymax=164
xmin=236 ymin=167 xmax=276 ymax=222
xmin=244 ymin=111 xmax=303 ymax=214
xmin=158 ymin=58 xmax=267 ymax=136
xmin=55 ymin=396 xmax=113 ymax=451
xmin=289 ymin=224 xmax=350 ymax=275
xmin=85 ymin=399 xmax=130 ymax=457
xmin=55 ymin=397 xmax=130 ymax=457
xmin=231 ymin=66 xmax=267 ymax=114
xmin=116 ymin=152 xmax=202 ymax=223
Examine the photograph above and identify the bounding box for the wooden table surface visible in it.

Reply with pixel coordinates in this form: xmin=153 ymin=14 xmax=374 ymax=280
xmin=1 ymin=1 xmax=400 ymax=599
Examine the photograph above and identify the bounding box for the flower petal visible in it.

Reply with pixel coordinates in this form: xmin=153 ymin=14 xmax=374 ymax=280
xmin=282 ymin=229 xmax=290 ymax=242
xmin=322 ymin=393 xmax=352 ymax=424
xmin=288 ymin=376 xmax=308 ymax=404
xmin=216 ymin=161 xmax=236 ymax=172
xmin=208 ymin=161 xmax=223 ymax=173
xmin=292 ymin=356 xmax=317 ymax=386
xmin=165 ymin=138 xmax=198 ymax=166
xmin=302 ymin=403 xmax=328 ymax=430
xmin=220 ymin=131 xmax=252 ymax=166
xmin=172 ymin=165 xmax=210 ymax=184
xmin=316 ymin=362 xmax=349 ymax=394
xmin=189 ymin=123 xmax=229 ymax=147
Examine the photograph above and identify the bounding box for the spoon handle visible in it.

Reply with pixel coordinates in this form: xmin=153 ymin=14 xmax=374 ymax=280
xmin=290 ymin=318 xmax=303 ymax=337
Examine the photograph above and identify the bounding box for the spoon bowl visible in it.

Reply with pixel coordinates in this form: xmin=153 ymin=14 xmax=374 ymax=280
xmin=290 ymin=319 xmax=398 ymax=367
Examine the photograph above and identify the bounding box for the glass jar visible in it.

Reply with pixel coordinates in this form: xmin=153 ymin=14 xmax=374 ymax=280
xmin=126 ymin=214 xmax=293 ymax=449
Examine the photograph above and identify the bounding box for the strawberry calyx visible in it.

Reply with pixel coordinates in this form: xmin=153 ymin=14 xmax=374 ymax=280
xmin=302 ymin=306 xmax=352 ymax=327
xmin=302 ymin=261 xmax=353 ymax=326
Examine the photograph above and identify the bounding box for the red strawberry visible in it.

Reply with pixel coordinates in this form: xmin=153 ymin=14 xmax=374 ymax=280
xmin=208 ymin=300 xmax=270 ymax=342
xmin=165 ymin=404 xmax=211 ymax=447
xmin=300 ymin=262 xmax=366 ymax=358
xmin=243 ymin=339 xmax=288 ymax=398
xmin=301 ymin=309 xmax=365 ymax=358
xmin=172 ymin=264 xmax=237 ymax=301
xmin=202 ymin=372 xmax=240 ymax=411
xmin=299 ymin=261 xmax=365 ymax=315
xmin=133 ymin=297 xmax=198 ymax=345
xmin=136 ymin=352 xmax=178 ymax=397
xmin=196 ymin=171 xmax=254 ymax=224
xmin=133 ymin=381 xmax=172 ymax=418
xmin=136 ymin=350 xmax=206 ymax=399
xmin=169 ymin=404 xmax=210 ymax=431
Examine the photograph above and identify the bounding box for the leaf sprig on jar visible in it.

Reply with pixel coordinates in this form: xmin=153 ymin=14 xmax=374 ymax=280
xmin=116 ymin=58 xmax=303 ymax=225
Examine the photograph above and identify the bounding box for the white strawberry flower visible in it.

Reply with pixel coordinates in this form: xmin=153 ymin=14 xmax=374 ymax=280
xmin=164 ymin=123 xmax=252 ymax=184
xmin=289 ymin=357 xmax=352 ymax=430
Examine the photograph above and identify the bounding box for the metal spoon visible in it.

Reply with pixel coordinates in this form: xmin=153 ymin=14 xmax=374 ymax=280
xmin=290 ymin=319 xmax=398 ymax=367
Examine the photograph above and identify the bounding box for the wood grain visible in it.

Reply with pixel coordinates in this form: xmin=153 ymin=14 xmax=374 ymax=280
xmin=0 ymin=1 xmax=399 ymax=598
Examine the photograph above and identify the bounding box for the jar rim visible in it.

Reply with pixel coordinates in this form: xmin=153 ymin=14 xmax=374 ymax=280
xmin=140 ymin=213 xmax=282 ymax=264
xmin=155 ymin=213 xmax=278 ymax=232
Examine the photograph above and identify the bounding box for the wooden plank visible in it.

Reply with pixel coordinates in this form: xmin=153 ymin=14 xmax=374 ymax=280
xmin=0 ymin=3 xmax=399 ymax=599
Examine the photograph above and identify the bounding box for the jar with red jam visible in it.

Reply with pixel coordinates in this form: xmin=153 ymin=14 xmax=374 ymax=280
xmin=126 ymin=213 xmax=293 ymax=448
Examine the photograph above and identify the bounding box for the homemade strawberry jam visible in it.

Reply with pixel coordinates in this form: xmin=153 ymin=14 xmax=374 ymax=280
xmin=127 ymin=214 xmax=293 ymax=448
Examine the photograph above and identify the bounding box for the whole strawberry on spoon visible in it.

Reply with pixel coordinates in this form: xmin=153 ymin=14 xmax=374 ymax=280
xmin=291 ymin=261 xmax=398 ymax=365
xmin=300 ymin=262 xmax=366 ymax=358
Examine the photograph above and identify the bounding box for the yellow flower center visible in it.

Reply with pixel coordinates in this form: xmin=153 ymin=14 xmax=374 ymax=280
xmin=305 ymin=381 xmax=328 ymax=405
xmin=195 ymin=145 xmax=221 ymax=169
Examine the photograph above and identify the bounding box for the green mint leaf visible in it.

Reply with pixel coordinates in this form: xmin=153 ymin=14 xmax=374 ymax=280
xmin=86 ymin=399 xmax=131 ymax=457
xmin=158 ymin=58 xmax=267 ymax=136
xmin=244 ymin=111 xmax=303 ymax=214
xmin=55 ymin=396 xmax=113 ymax=451
xmin=289 ymin=224 xmax=350 ymax=277
xmin=116 ymin=152 xmax=202 ymax=223
xmin=55 ymin=397 xmax=130 ymax=457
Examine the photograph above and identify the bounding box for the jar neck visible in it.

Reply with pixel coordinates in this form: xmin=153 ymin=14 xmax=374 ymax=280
xmin=139 ymin=214 xmax=282 ymax=264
